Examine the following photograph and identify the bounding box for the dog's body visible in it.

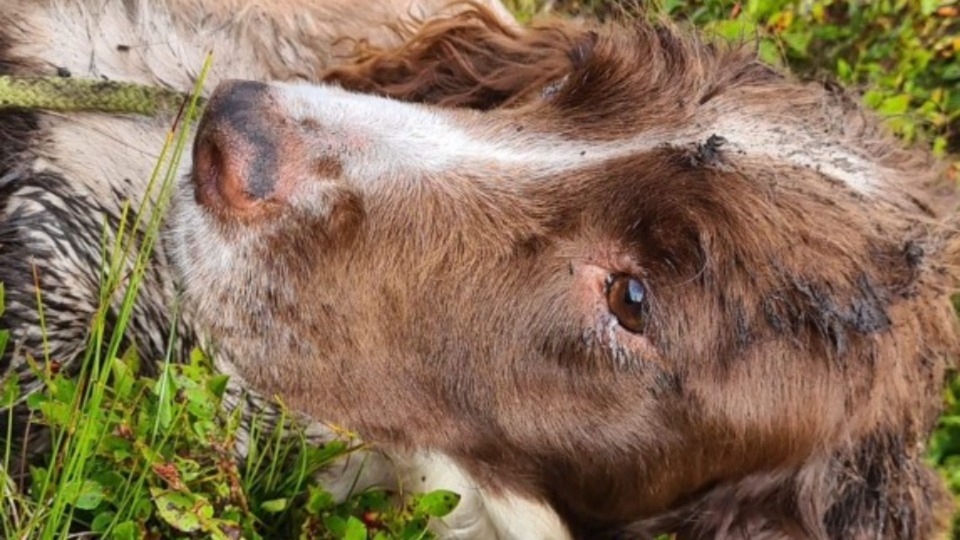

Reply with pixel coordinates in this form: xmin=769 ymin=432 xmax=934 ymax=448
xmin=1 ymin=1 xmax=958 ymax=539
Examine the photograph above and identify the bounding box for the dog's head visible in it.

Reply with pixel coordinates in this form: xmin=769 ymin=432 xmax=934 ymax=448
xmin=170 ymin=8 xmax=959 ymax=537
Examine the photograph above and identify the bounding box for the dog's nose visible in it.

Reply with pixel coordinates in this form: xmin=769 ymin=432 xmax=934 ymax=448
xmin=193 ymin=80 xmax=284 ymax=212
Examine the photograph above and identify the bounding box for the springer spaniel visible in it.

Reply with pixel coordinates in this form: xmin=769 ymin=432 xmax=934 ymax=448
xmin=1 ymin=1 xmax=957 ymax=538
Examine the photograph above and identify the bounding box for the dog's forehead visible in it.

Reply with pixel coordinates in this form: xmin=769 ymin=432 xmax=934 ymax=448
xmin=254 ymin=77 xmax=888 ymax=211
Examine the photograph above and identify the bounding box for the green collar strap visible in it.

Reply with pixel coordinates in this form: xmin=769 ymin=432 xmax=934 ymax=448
xmin=0 ymin=75 xmax=200 ymax=116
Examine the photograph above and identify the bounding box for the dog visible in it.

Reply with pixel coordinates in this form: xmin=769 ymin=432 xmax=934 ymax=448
xmin=3 ymin=1 xmax=958 ymax=538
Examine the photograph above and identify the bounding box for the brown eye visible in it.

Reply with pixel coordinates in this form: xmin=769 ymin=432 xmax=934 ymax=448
xmin=605 ymin=274 xmax=646 ymax=333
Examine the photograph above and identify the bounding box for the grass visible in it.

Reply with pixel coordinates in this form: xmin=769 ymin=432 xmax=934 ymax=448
xmin=1 ymin=1 xmax=958 ymax=539
xmin=0 ymin=55 xmax=458 ymax=540
xmin=0 ymin=50 xmax=212 ymax=540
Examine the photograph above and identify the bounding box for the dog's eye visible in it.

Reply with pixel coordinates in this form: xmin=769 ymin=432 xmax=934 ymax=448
xmin=606 ymin=274 xmax=646 ymax=333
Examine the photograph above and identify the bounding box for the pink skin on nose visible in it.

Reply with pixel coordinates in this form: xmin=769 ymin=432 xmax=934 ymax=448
xmin=192 ymin=80 xmax=325 ymax=219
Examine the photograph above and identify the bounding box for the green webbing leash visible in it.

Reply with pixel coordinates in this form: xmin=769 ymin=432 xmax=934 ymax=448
xmin=0 ymin=75 xmax=202 ymax=116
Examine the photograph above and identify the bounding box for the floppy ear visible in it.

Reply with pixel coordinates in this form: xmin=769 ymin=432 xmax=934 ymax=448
xmin=828 ymin=206 xmax=959 ymax=539
xmin=321 ymin=3 xmax=593 ymax=109
xmin=812 ymin=430 xmax=953 ymax=539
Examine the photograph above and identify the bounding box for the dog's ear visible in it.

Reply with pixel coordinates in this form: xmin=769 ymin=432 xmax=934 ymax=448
xmin=816 ymin=431 xmax=953 ymax=539
xmin=826 ymin=204 xmax=960 ymax=540
xmin=322 ymin=3 xmax=595 ymax=110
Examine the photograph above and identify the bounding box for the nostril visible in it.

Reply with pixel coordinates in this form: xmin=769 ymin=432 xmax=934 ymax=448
xmin=191 ymin=79 xmax=283 ymax=215
xmin=193 ymin=131 xmax=258 ymax=212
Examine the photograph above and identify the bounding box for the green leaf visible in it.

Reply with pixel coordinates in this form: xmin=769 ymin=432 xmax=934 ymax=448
xmin=92 ymin=470 xmax=126 ymax=494
xmin=356 ymin=489 xmax=392 ymax=513
xmin=135 ymin=444 xmax=164 ymax=464
xmin=206 ymin=374 xmax=230 ymax=398
xmin=323 ymin=515 xmax=348 ymax=536
xmin=306 ymin=487 xmax=335 ymax=514
xmin=261 ymin=498 xmax=288 ymax=513
xmin=812 ymin=24 xmax=842 ymax=41
xmin=151 ymin=488 xmax=204 ymax=533
xmin=183 ymin=386 xmax=217 ymax=420
xmin=920 ymin=0 xmax=941 ymax=16
xmin=303 ymin=439 xmax=350 ymax=467
xmin=758 ymin=40 xmax=783 ymax=67
xmin=0 ymin=374 xmax=19 ymax=408
xmin=174 ymin=455 xmax=202 ymax=483
xmin=836 ymin=58 xmax=852 ymax=82
xmin=101 ymin=433 xmax=133 ymax=461
xmin=943 ymin=63 xmax=960 ymax=82
xmin=74 ymin=479 xmax=106 ymax=510
xmin=933 ymin=136 xmax=948 ymax=157
xmin=189 ymin=346 xmax=208 ymax=365
xmin=120 ymin=345 xmax=141 ymax=377
xmin=0 ymin=282 xmax=5 ymax=316
xmin=133 ymin=497 xmax=154 ymax=520
xmin=0 ymin=329 xmax=8 ymax=359
xmin=746 ymin=0 xmax=780 ymax=20
xmin=110 ymin=355 xmax=135 ymax=400
xmin=91 ymin=511 xmax=116 ymax=533
xmin=109 ymin=520 xmax=139 ymax=540
xmin=29 ymin=466 xmax=48 ymax=496
xmin=39 ymin=399 xmax=74 ymax=427
xmin=192 ymin=419 xmax=217 ymax=442
xmin=877 ymin=94 xmax=911 ymax=116
xmin=47 ymin=376 xmax=77 ymax=404
xmin=398 ymin=516 xmax=429 ymax=538
xmin=152 ymin=366 xmax=176 ymax=430
xmin=705 ymin=19 xmax=760 ymax=42
xmin=863 ymin=89 xmax=885 ymax=109
xmin=780 ymin=31 xmax=810 ymax=56
xmin=343 ymin=516 xmax=368 ymax=540
xmin=415 ymin=489 xmax=461 ymax=518
xmin=26 ymin=391 xmax=47 ymax=410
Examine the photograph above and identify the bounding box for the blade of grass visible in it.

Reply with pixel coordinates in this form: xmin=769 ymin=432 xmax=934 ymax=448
xmin=30 ymin=52 xmax=213 ymax=540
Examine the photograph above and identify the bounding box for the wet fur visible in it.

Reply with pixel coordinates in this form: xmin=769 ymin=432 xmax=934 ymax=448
xmin=191 ymin=6 xmax=960 ymax=539
xmin=0 ymin=1 xmax=957 ymax=538
xmin=0 ymin=1 xmax=527 ymax=538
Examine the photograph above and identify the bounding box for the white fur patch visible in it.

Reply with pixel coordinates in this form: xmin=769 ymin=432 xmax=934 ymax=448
xmin=396 ymin=452 xmax=571 ymax=540
xmin=274 ymin=82 xmax=884 ymax=194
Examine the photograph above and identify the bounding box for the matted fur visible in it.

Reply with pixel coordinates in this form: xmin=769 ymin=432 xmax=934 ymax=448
xmin=177 ymin=5 xmax=960 ymax=539
xmin=0 ymin=1 xmax=958 ymax=538
xmin=0 ymin=1 xmax=535 ymax=539
xmin=324 ymin=5 xmax=583 ymax=109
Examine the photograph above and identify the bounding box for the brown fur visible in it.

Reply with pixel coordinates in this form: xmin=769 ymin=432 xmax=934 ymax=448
xmin=171 ymin=5 xmax=960 ymax=539
xmin=0 ymin=0 xmax=516 ymax=509
xmin=323 ymin=4 xmax=583 ymax=109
